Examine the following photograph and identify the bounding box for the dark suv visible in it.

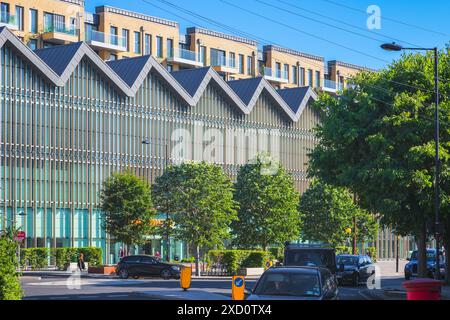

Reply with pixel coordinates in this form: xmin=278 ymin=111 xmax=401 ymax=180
xmin=116 ymin=255 xmax=181 ymax=280
xmin=283 ymin=243 xmax=337 ymax=275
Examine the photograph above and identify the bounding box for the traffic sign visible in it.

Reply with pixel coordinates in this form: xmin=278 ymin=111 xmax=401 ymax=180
xmin=232 ymin=276 xmax=245 ymax=300
xmin=15 ymin=231 xmax=25 ymax=242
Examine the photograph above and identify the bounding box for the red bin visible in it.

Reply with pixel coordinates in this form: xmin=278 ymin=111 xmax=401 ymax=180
xmin=402 ymin=278 xmax=443 ymax=300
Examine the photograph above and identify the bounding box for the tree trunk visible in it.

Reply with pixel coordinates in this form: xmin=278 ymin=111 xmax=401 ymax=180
xmin=352 ymin=216 xmax=357 ymax=254
xmin=416 ymin=223 xmax=428 ymax=278
xmin=194 ymin=245 xmax=200 ymax=277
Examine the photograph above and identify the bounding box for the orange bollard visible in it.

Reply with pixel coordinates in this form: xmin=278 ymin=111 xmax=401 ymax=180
xmin=232 ymin=276 xmax=245 ymax=300
xmin=180 ymin=266 xmax=192 ymax=291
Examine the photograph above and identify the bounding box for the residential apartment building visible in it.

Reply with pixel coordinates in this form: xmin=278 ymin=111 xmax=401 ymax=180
xmin=327 ymin=60 xmax=376 ymax=90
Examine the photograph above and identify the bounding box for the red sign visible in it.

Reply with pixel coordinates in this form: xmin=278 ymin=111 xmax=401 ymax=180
xmin=15 ymin=231 xmax=26 ymax=242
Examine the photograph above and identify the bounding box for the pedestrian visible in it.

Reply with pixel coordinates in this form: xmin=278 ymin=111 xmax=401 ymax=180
xmin=119 ymin=246 xmax=125 ymax=260
xmin=77 ymin=252 xmax=85 ymax=271
xmin=155 ymin=251 xmax=161 ymax=259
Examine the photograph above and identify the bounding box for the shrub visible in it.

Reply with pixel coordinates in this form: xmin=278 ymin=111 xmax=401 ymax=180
xmin=335 ymin=246 xmax=352 ymax=255
xmin=207 ymin=250 xmax=269 ymax=274
xmin=52 ymin=247 xmax=102 ymax=269
xmin=0 ymin=232 xmax=23 ymax=300
xmin=366 ymin=247 xmax=377 ymax=262
xmin=268 ymin=247 xmax=284 ymax=262
xmin=181 ymin=257 xmax=196 ymax=263
xmin=21 ymin=248 xmax=49 ymax=270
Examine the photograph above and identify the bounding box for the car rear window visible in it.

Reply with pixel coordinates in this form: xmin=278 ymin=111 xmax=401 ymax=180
xmin=254 ymin=272 xmax=321 ymax=297
xmin=285 ymin=250 xmax=335 ymax=272
xmin=122 ymin=256 xmax=140 ymax=263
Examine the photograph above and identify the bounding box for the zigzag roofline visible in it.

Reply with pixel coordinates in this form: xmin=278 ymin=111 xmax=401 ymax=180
xmin=0 ymin=26 xmax=317 ymax=122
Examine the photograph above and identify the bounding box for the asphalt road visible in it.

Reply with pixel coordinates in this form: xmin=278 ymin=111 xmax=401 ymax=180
xmin=21 ymin=274 xmax=402 ymax=300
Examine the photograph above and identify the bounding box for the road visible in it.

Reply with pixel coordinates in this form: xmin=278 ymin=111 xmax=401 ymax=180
xmin=21 ymin=274 xmax=405 ymax=300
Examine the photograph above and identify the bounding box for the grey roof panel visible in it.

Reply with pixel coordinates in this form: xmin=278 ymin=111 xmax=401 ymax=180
xmin=170 ymin=67 xmax=211 ymax=96
xmin=227 ymin=77 xmax=264 ymax=105
xmin=106 ymin=55 xmax=151 ymax=87
xmin=277 ymin=87 xmax=310 ymax=113
xmin=34 ymin=42 xmax=84 ymax=76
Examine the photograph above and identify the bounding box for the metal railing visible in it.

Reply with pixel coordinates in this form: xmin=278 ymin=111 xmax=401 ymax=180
xmin=174 ymin=48 xmax=198 ymax=62
xmin=263 ymin=67 xmax=288 ymax=80
xmin=86 ymin=30 xmax=127 ymax=48
xmin=323 ymin=79 xmax=344 ymax=91
xmin=0 ymin=12 xmax=15 ymax=25
xmin=43 ymin=24 xmax=77 ymax=36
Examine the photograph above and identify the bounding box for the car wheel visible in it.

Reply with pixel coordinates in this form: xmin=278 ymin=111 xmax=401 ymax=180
xmin=161 ymin=269 xmax=172 ymax=280
xmin=405 ymin=274 xmax=411 ymax=281
xmin=118 ymin=268 xmax=129 ymax=279
xmin=132 ymin=275 xmax=139 ymax=279
xmin=353 ymin=273 xmax=360 ymax=286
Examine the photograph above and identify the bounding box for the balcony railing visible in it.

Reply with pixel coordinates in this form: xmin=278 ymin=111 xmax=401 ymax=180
xmin=0 ymin=12 xmax=16 ymax=26
xmin=263 ymin=67 xmax=288 ymax=80
xmin=176 ymin=48 xmax=197 ymax=62
xmin=86 ymin=30 xmax=126 ymax=47
xmin=323 ymin=79 xmax=344 ymax=91
xmin=43 ymin=24 xmax=77 ymax=36
xmin=211 ymin=56 xmax=236 ymax=69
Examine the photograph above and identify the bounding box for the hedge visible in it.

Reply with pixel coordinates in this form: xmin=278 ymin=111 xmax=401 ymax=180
xmin=0 ymin=235 xmax=22 ymax=300
xmin=20 ymin=248 xmax=49 ymax=270
xmin=207 ymin=250 xmax=270 ymax=274
xmin=52 ymin=247 xmax=103 ymax=270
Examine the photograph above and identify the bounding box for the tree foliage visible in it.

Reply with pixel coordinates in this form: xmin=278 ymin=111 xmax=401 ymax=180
xmin=232 ymin=154 xmax=300 ymax=250
xmin=153 ymin=161 xmax=237 ymax=275
xmin=308 ymin=48 xmax=450 ymax=277
xmin=99 ymin=171 xmax=155 ymax=251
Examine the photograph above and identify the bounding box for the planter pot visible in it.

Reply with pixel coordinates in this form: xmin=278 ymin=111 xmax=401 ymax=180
xmin=238 ymin=267 xmax=264 ymax=276
xmin=88 ymin=265 xmax=116 ymax=275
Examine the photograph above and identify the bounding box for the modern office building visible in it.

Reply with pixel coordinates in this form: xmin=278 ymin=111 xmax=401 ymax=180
xmin=0 ymin=26 xmax=319 ymax=263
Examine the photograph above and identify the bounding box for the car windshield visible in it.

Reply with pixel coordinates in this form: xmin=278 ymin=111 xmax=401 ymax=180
xmin=336 ymin=256 xmax=358 ymax=265
xmin=285 ymin=251 xmax=334 ymax=270
xmin=253 ymin=272 xmax=321 ymax=297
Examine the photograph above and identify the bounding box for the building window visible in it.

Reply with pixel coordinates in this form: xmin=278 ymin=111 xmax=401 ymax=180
xmin=199 ymin=46 xmax=206 ymax=66
xmin=15 ymin=6 xmax=23 ymax=30
xmin=275 ymin=62 xmax=281 ymax=78
xmin=167 ymin=38 xmax=173 ymax=58
xmin=292 ymin=65 xmax=298 ymax=84
xmin=1 ymin=3 xmax=9 ymax=19
xmin=121 ymin=29 xmax=129 ymax=50
xmin=308 ymin=69 xmax=313 ymax=87
xmin=210 ymin=48 xmax=226 ymax=66
xmin=167 ymin=64 xmax=173 ymax=72
xmin=229 ymin=52 xmax=235 ymax=68
xmin=284 ymin=64 xmax=289 ymax=80
xmin=109 ymin=54 xmax=117 ymax=61
xmin=315 ymin=70 xmax=321 ymax=88
xmin=247 ymin=56 xmax=253 ymax=75
xmin=134 ymin=31 xmax=141 ymax=54
xmin=156 ymin=36 xmax=163 ymax=58
xmin=27 ymin=38 xmax=38 ymax=50
xmin=300 ymin=67 xmax=305 ymax=86
xmin=29 ymin=9 xmax=38 ymax=33
xmin=144 ymin=33 xmax=151 ymax=55
xmin=110 ymin=26 xmax=118 ymax=46
xmin=84 ymin=23 xmax=97 ymax=41
xmin=238 ymin=54 xmax=244 ymax=74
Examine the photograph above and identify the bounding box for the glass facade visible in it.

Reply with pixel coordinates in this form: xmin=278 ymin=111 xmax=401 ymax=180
xmin=0 ymin=40 xmax=320 ymax=264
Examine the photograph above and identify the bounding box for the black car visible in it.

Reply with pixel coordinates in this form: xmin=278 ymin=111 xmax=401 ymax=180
xmin=336 ymin=254 xmax=375 ymax=286
xmin=283 ymin=243 xmax=337 ymax=275
xmin=247 ymin=266 xmax=338 ymax=300
xmin=116 ymin=255 xmax=181 ymax=280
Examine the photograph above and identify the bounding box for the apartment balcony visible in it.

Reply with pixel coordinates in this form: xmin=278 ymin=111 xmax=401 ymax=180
xmin=0 ymin=12 xmax=18 ymax=31
xmin=85 ymin=30 xmax=127 ymax=52
xmin=42 ymin=25 xmax=78 ymax=44
xmin=321 ymin=79 xmax=344 ymax=93
xmin=211 ymin=56 xmax=238 ymax=74
xmin=262 ymin=67 xmax=288 ymax=84
xmin=167 ymin=48 xmax=204 ymax=68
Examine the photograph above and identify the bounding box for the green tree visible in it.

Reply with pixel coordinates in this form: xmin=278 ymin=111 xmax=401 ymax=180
xmin=232 ymin=154 xmax=300 ymax=250
xmin=308 ymin=48 xmax=450 ymax=278
xmin=299 ymin=181 xmax=356 ymax=247
xmin=153 ymin=161 xmax=237 ymax=276
xmin=99 ymin=171 xmax=155 ymax=255
xmin=0 ymin=229 xmax=23 ymax=300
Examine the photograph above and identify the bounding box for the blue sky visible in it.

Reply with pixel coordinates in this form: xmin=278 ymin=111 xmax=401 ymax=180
xmin=85 ymin=0 xmax=450 ymax=70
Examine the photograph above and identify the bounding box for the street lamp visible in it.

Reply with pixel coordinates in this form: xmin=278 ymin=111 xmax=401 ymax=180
xmin=381 ymin=42 xmax=441 ymax=280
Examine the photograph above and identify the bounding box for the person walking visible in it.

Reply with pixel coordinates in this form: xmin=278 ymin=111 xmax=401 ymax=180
xmin=119 ymin=246 xmax=125 ymax=260
xmin=155 ymin=251 xmax=161 ymax=259
xmin=77 ymin=252 xmax=85 ymax=271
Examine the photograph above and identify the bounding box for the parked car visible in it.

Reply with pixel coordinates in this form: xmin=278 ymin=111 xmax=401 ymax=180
xmin=247 ymin=266 xmax=338 ymax=300
xmin=283 ymin=243 xmax=337 ymax=275
xmin=336 ymin=254 xmax=375 ymax=286
xmin=404 ymin=249 xmax=445 ymax=280
xmin=116 ymin=255 xmax=181 ymax=280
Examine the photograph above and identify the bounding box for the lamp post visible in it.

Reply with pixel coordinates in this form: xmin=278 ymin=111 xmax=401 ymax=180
xmin=381 ymin=43 xmax=441 ymax=280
